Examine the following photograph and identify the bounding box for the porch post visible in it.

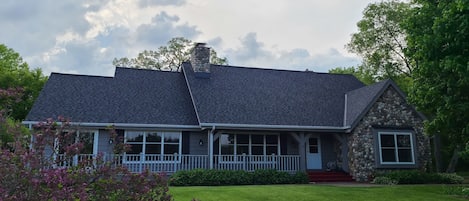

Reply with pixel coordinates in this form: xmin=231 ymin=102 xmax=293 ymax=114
xmin=208 ymin=129 xmax=214 ymax=169
xmin=291 ymin=132 xmax=306 ymax=171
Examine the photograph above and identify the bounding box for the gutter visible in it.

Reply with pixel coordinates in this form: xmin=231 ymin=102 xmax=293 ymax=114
xmin=22 ymin=121 xmax=351 ymax=132
xmin=22 ymin=121 xmax=200 ymax=131
xmin=199 ymin=123 xmax=350 ymax=132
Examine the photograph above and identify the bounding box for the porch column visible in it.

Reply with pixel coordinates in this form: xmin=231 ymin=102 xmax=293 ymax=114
xmin=291 ymin=132 xmax=306 ymax=171
xmin=208 ymin=129 xmax=214 ymax=169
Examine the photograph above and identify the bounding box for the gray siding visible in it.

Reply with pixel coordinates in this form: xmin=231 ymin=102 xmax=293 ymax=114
xmin=320 ymin=134 xmax=337 ymax=169
xmin=188 ymin=131 xmax=208 ymax=155
xmin=285 ymin=135 xmax=299 ymax=155
xmin=97 ymin=129 xmax=113 ymax=154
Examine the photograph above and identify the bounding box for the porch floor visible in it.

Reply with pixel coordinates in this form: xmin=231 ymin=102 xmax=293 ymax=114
xmin=307 ymin=171 xmax=354 ymax=182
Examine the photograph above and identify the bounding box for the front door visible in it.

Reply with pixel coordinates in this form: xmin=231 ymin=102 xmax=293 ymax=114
xmin=306 ymin=136 xmax=322 ymax=169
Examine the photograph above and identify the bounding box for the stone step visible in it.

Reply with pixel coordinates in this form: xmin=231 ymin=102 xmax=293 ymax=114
xmin=307 ymin=171 xmax=354 ymax=182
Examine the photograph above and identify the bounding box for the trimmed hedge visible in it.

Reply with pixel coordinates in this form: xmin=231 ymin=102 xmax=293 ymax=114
xmin=169 ymin=169 xmax=309 ymax=186
xmin=371 ymin=176 xmax=398 ymax=185
xmin=375 ymin=170 xmax=464 ymax=184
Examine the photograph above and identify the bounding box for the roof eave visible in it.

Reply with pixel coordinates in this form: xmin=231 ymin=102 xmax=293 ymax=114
xmin=22 ymin=121 xmax=201 ymax=131
xmin=199 ymin=123 xmax=350 ymax=132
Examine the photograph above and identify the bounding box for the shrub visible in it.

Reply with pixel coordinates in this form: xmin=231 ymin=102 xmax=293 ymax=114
xmin=381 ymin=170 xmax=429 ymax=184
xmin=169 ymin=169 xmax=308 ymax=186
xmin=435 ymin=173 xmax=464 ymax=184
xmin=291 ymin=171 xmax=310 ymax=184
xmin=0 ymin=110 xmax=172 ymax=200
xmin=371 ymin=176 xmax=398 ymax=185
xmin=444 ymin=186 xmax=469 ymax=198
xmin=376 ymin=170 xmax=464 ymax=184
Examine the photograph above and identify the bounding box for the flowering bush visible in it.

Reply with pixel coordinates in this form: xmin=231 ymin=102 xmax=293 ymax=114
xmin=0 ymin=88 xmax=172 ymax=201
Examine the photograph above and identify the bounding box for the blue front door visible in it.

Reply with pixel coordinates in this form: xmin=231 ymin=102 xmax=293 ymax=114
xmin=306 ymin=136 xmax=322 ymax=169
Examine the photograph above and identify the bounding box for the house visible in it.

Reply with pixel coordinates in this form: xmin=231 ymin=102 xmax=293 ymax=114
xmin=24 ymin=43 xmax=431 ymax=181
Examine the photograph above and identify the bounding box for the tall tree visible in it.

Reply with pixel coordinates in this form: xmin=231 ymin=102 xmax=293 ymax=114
xmin=328 ymin=65 xmax=375 ymax=85
xmin=346 ymin=0 xmax=412 ymax=92
xmin=113 ymin=37 xmax=228 ymax=71
xmin=405 ymin=0 xmax=469 ymax=172
xmin=0 ymin=44 xmax=47 ymax=120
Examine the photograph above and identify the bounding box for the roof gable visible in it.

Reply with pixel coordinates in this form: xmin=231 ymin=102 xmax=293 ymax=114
xmin=345 ymin=79 xmax=425 ymax=129
xmin=183 ymin=63 xmax=365 ymax=128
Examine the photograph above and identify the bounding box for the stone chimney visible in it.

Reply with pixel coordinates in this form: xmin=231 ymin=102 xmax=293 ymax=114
xmin=190 ymin=43 xmax=210 ymax=78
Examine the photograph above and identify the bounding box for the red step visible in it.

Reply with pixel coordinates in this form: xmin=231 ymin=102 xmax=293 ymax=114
xmin=307 ymin=171 xmax=354 ymax=182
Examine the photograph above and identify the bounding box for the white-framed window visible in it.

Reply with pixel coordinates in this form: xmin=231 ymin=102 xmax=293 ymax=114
xmin=219 ymin=133 xmax=280 ymax=156
xmin=52 ymin=130 xmax=99 ymax=167
xmin=55 ymin=130 xmax=99 ymax=155
xmin=124 ymin=131 xmax=181 ymax=162
xmin=378 ymin=131 xmax=415 ymax=165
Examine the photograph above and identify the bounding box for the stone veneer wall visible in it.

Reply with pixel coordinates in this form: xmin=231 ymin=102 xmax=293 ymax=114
xmin=348 ymin=87 xmax=431 ymax=181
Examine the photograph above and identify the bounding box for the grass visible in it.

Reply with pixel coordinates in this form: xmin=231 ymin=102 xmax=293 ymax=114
xmin=170 ymin=184 xmax=467 ymax=201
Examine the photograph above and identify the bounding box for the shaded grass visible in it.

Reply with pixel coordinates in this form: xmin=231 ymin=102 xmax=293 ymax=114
xmin=170 ymin=184 xmax=467 ymax=201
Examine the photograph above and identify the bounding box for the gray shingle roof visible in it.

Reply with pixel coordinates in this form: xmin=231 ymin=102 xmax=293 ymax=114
xmin=183 ymin=63 xmax=365 ymax=127
xmin=345 ymin=80 xmax=390 ymax=127
xmin=28 ymin=64 xmax=416 ymax=130
xmin=25 ymin=68 xmax=199 ymax=126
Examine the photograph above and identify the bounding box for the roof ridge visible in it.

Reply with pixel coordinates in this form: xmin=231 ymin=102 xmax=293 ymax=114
xmin=50 ymin=72 xmax=113 ymax=78
xmin=346 ymin=79 xmax=389 ymax=94
xmin=207 ymin=64 xmax=363 ymax=79
xmin=115 ymin=66 xmax=182 ymax=74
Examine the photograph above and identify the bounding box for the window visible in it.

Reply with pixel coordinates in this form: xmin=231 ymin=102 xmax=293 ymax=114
xmin=125 ymin=131 xmax=181 ymax=162
xmin=218 ymin=134 xmax=280 ymax=156
xmin=53 ymin=130 xmax=98 ymax=167
xmin=56 ymin=130 xmax=97 ymax=155
xmin=308 ymin=138 xmax=318 ymax=153
xmin=378 ymin=131 xmax=415 ymax=165
xmin=78 ymin=131 xmax=97 ymax=154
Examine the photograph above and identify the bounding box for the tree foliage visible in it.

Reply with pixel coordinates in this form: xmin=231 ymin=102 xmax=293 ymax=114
xmin=346 ymin=1 xmax=412 ymax=91
xmin=0 ymin=44 xmax=47 ymax=120
xmin=405 ymin=0 xmax=469 ymax=171
xmin=329 ymin=66 xmax=376 ymax=85
xmin=0 ymin=110 xmax=172 ymax=200
xmin=113 ymin=37 xmax=228 ymax=71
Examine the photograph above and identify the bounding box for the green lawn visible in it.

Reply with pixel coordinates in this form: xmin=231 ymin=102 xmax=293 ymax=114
xmin=170 ymin=184 xmax=466 ymax=201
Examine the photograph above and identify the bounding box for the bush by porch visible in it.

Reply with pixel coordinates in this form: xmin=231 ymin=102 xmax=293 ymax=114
xmin=169 ymin=169 xmax=308 ymax=186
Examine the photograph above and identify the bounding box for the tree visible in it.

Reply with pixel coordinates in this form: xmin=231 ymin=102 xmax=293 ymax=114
xmin=0 ymin=44 xmax=47 ymax=120
xmin=329 ymin=66 xmax=375 ymax=85
xmin=113 ymin=37 xmax=228 ymax=71
xmin=0 ymin=112 xmax=172 ymax=200
xmin=346 ymin=1 xmax=413 ymax=92
xmin=405 ymin=0 xmax=469 ymax=172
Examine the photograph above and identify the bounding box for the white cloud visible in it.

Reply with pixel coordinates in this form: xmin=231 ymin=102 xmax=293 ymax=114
xmin=0 ymin=0 xmax=376 ymax=76
xmin=136 ymin=12 xmax=200 ymax=48
xmin=223 ymin=33 xmax=360 ymax=72
xmin=138 ymin=0 xmax=186 ymax=8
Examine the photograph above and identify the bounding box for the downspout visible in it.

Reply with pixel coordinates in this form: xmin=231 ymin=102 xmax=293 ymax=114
xmin=28 ymin=123 xmax=33 ymax=150
xmin=209 ymin=126 xmax=215 ymax=169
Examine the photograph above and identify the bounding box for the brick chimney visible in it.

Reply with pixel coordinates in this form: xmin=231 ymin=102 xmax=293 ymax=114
xmin=190 ymin=43 xmax=210 ymax=78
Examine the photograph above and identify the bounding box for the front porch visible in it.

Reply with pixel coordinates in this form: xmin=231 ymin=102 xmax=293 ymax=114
xmin=54 ymin=154 xmax=301 ymax=173
xmin=48 ymin=129 xmax=351 ymax=176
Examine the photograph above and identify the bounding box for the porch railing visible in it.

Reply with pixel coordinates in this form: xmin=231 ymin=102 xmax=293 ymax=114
xmin=52 ymin=154 xmax=300 ymax=173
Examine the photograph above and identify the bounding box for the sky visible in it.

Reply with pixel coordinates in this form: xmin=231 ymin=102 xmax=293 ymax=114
xmin=0 ymin=0 xmax=379 ymax=76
